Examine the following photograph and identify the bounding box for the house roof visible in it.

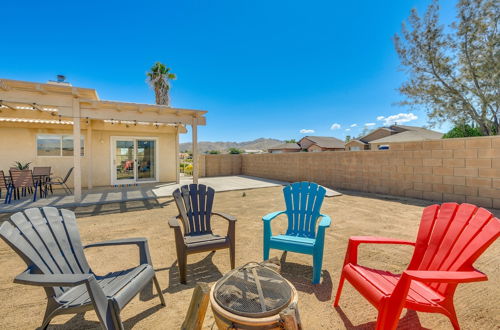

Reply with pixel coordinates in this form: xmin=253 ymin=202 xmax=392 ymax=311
xmin=300 ymin=136 xmax=345 ymax=149
xmin=345 ymin=139 xmax=367 ymax=145
xmin=369 ymin=129 xmax=443 ymax=144
xmin=268 ymin=143 xmax=301 ymax=150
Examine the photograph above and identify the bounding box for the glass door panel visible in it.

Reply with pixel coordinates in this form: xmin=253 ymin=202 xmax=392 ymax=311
xmin=115 ymin=140 xmax=135 ymax=182
xmin=137 ymin=140 xmax=156 ymax=181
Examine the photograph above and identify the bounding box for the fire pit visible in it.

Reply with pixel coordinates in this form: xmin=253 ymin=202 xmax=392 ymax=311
xmin=210 ymin=262 xmax=299 ymax=329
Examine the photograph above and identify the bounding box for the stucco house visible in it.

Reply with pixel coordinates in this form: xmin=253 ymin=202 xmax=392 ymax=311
xmin=345 ymin=125 xmax=442 ymax=151
xmin=298 ymin=136 xmax=345 ymax=152
xmin=268 ymin=142 xmax=301 ymax=153
xmin=0 ymin=78 xmax=206 ymax=201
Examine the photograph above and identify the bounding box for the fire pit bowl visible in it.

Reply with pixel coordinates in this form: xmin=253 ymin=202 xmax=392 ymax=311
xmin=210 ymin=262 xmax=298 ymax=329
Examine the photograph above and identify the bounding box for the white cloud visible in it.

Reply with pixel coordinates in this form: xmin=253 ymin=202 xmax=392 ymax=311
xmin=330 ymin=123 xmax=341 ymax=130
xmin=365 ymin=123 xmax=376 ymax=127
xmin=299 ymin=129 xmax=315 ymax=134
xmin=345 ymin=128 xmax=351 ymax=132
xmin=377 ymin=113 xmax=418 ymax=126
xmin=350 ymin=124 xmax=358 ymax=127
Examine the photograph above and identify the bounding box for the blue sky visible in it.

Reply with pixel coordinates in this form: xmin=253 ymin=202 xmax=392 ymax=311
xmin=1 ymin=1 xmax=456 ymax=143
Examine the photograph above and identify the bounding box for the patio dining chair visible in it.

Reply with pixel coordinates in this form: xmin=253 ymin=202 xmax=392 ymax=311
xmin=46 ymin=167 xmax=73 ymax=195
xmin=263 ymin=181 xmax=331 ymax=284
xmin=169 ymin=184 xmax=237 ymax=284
xmin=334 ymin=203 xmax=500 ymax=330
xmin=0 ymin=207 xmax=165 ymax=330
xmin=0 ymin=170 xmax=10 ymax=201
xmin=33 ymin=166 xmax=52 ymax=194
xmin=6 ymin=169 xmax=42 ymax=203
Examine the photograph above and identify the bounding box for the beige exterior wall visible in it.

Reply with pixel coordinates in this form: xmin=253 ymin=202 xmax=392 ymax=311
xmin=0 ymin=124 xmax=177 ymax=188
xmin=200 ymin=136 xmax=500 ymax=209
xmin=345 ymin=140 xmax=367 ymax=151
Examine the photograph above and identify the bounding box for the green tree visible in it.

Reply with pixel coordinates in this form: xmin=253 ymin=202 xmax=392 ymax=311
xmin=208 ymin=150 xmax=220 ymax=154
xmin=394 ymin=0 xmax=499 ymax=135
xmin=345 ymin=135 xmax=351 ymax=142
xmin=284 ymin=139 xmax=297 ymax=143
xmin=146 ymin=62 xmax=176 ymax=105
xmin=442 ymin=124 xmax=483 ymax=138
xmin=228 ymin=147 xmax=243 ymax=154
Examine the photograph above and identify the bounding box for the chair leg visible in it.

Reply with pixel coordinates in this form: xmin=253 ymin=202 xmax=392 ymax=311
xmin=312 ymin=249 xmax=324 ymax=284
xmin=263 ymin=239 xmax=270 ymax=260
xmin=230 ymin=244 xmax=235 ymax=270
xmin=375 ymin=300 xmax=404 ymax=330
xmin=445 ymin=304 xmax=461 ymax=330
xmin=333 ymin=272 xmax=346 ymax=306
xmin=33 ymin=182 xmax=38 ymax=202
xmin=178 ymin=253 xmax=187 ymax=284
xmin=153 ymin=275 xmax=166 ymax=306
xmin=108 ymin=298 xmax=124 ymax=330
xmin=64 ymin=183 xmax=72 ymax=194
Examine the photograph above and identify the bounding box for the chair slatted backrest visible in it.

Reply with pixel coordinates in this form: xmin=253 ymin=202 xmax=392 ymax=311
xmin=0 ymin=170 xmax=8 ymax=189
xmin=283 ymin=182 xmax=326 ymax=238
xmin=0 ymin=207 xmax=91 ymax=296
xmin=9 ymin=169 xmax=35 ymax=188
xmin=408 ymin=203 xmax=500 ymax=295
xmin=172 ymin=184 xmax=215 ymax=236
xmin=32 ymin=166 xmax=51 ymax=177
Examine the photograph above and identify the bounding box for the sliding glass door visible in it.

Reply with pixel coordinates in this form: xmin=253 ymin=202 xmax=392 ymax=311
xmin=111 ymin=137 xmax=158 ymax=185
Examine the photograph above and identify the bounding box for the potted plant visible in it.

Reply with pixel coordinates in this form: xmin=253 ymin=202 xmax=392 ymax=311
xmin=13 ymin=161 xmax=31 ymax=170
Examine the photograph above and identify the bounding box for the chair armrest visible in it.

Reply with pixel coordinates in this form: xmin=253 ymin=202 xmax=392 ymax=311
xmin=84 ymin=237 xmax=147 ymax=248
xmin=343 ymin=236 xmax=415 ymax=266
xmin=348 ymin=236 xmax=415 ymax=245
xmin=403 ymin=270 xmax=487 ymax=283
xmin=168 ymin=216 xmax=181 ymax=228
xmin=262 ymin=211 xmax=286 ymax=222
xmin=318 ymin=214 xmax=331 ymax=228
xmin=212 ymin=211 xmax=237 ymax=222
xmin=14 ymin=270 xmax=94 ymax=287
xmin=84 ymin=237 xmax=152 ymax=265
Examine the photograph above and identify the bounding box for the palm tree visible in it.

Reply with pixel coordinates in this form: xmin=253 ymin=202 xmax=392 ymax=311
xmin=146 ymin=62 xmax=176 ymax=106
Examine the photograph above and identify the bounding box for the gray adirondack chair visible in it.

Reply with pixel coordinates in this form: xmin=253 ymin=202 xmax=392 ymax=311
xmin=0 ymin=207 xmax=165 ymax=330
xmin=169 ymin=184 xmax=236 ymax=284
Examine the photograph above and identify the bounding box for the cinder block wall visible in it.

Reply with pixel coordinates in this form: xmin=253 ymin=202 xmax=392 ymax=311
xmin=200 ymin=154 xmax=242 ymax=177
xmin=200 ymin=136 xmax=500 ymax=208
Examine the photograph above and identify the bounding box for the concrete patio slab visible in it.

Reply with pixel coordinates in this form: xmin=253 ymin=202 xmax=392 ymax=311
xmin=0 ymin=175 xmax=341 ymax=213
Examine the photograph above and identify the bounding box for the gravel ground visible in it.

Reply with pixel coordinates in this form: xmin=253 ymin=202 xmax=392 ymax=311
xmin=0 ymin=186 xmax=498 ymax=329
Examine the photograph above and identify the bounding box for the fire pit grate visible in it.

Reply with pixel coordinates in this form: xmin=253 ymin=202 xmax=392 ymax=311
xmin=213 ymin=262 xmax=293 ymax=318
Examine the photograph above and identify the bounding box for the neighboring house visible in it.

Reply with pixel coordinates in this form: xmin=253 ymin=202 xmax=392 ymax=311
xmin=298 ymin=136 xmax=345 ymax=152
xmin=0 ymin=78 xmax=206 ymax=200
xmin=345 ymin=125 xmax=443 ymax=151
xmin=268 ymin=143 xmax=301 ymax=153
xmin=243 ymin=149 xmax=265 ymax=154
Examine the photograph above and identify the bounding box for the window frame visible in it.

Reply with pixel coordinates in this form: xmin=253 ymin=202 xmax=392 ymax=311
xmin=36 ymin=134 xmax=85 ymax=157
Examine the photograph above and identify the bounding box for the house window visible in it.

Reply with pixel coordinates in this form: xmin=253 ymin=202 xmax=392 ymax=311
xmin=350 ymin=146 xmax=361 ymax=151
xmin=37 ymin=134 xmax=84 ymax=156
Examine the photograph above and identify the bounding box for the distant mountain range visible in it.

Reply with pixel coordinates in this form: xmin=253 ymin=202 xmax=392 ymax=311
xmin=180 ymin=138 xmax=283 ymax=153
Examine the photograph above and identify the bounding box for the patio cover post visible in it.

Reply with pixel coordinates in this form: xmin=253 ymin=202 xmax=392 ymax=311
xmin=192 ymin=118 xmax=198 ymax=184
xmin=86 ymin=119 xmax=93 ymax=189
xmin=175 ymin=125 xmax=180 ymax=184
xmin=72 ymin=98 xmax=82 ymax=202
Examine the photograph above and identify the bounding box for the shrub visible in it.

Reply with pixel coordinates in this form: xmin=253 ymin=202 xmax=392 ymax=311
xmin=442 ymin=125 xmax=483 ymax=139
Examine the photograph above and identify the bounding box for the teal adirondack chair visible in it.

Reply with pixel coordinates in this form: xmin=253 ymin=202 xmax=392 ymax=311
xmin=263 ymin=181 xmax=331 ymax=284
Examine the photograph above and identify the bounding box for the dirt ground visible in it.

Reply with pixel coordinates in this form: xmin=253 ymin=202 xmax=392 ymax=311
xmin=0 ymin=187 xmax=498 ymax=329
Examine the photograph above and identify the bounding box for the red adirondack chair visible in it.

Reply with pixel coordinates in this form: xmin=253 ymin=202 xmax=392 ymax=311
xmin=333 ymin=203 xmax=500 ymax=330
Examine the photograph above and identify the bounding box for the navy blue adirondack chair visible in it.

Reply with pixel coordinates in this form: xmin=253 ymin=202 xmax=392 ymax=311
xmin=263 ymin=181 xmax=331 ymax=284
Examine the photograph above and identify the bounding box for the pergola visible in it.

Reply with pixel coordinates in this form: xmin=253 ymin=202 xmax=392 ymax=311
xmin=0 ymin=78 xmax=207 ymax=202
